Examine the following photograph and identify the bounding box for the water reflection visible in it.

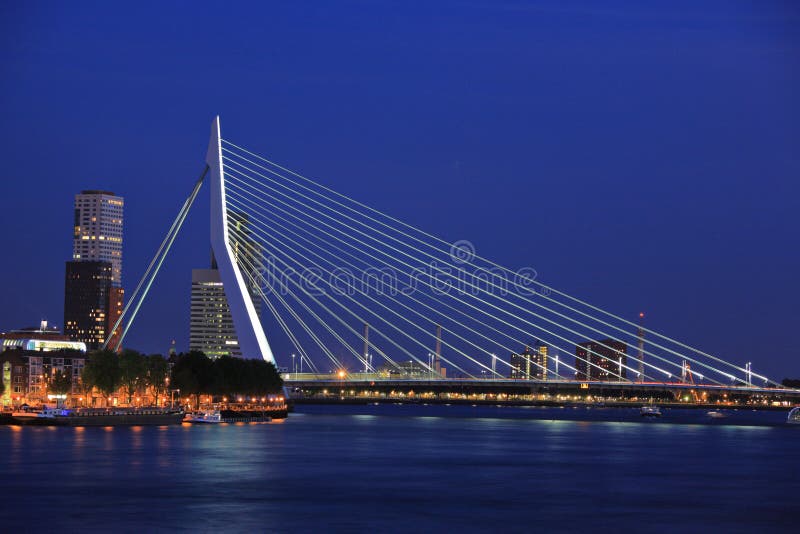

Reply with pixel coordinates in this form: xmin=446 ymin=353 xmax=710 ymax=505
xmin=0 ymin=406 xmax=797 ymax=532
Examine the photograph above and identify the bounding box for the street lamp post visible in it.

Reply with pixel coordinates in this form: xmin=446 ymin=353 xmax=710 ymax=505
xmin=170 ymin=388 xmax=181 ymax=410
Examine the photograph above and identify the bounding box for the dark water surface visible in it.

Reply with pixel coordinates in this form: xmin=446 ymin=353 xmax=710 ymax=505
xmin=1 ymin=404 xmax=798 ymax=532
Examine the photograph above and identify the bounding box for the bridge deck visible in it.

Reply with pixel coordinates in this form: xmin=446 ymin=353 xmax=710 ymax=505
xmin=285 ymin=376 xmax=796 ymax=395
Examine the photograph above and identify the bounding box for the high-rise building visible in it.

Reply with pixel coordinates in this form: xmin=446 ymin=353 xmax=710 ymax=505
xmin=189 ymin=211 xmax=263 ymax=359
xmin=64 ymin=261 xmax=114 ymax=350
xmin=575 ymin=339 xmax=627 ymax=381
xmin=65 ymin=190 xmax=125 ymax=350
xmin=510 ymin=341 xmax=548 ymax=380
xmin=72 ymin=190 xmax=124 ymax=286
xmin=189 ymin=268 xmax=242 ymax=358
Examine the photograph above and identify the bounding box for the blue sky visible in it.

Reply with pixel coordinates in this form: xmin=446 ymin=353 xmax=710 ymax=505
xmin=0 ymin=1 xmax=797 ymax=378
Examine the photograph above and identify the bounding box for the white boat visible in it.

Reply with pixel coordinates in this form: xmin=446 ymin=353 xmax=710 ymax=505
xmin=707 ymin=410 xmax=727 ymax=419
xmin=185 ymin=410 xmax=222 ymax=424
xmin=11 ymin=406 xmax=69 ymax=420
xmin=640 ymin=406 xmax=662 ymax=417
xmin=788 ymin=407 xmax=800 ymax=425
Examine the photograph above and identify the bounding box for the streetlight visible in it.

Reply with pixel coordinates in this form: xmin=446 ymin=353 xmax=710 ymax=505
xmin=292 ymin=353 xmax=296 ymax=376
xmin=170 ymin=388 xmax=180 ymax=410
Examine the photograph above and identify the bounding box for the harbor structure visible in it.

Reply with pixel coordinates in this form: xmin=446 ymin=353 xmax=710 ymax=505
xmin=575 ymin=339 xmax=628 ymax=382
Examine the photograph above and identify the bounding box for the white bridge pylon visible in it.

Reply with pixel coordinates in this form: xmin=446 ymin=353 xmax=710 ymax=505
xmin=207 ymin=116 xmax=275 ymax=363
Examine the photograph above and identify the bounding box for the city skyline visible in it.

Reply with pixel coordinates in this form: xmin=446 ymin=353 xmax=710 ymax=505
xmin=0 ymin=2 xmax=797 ymax=380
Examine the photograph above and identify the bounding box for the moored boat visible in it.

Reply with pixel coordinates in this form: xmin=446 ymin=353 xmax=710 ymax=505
xmin=640 ymin=405 xmax=662 ymax=417
xmin=788 ymin=407 xmax=800 ymax=425
xmin=707 ymin=410 xmax=727 ymax=419
xmin=9 ymin=407 xmax=185 ymax=426
xmin=185 ymin=410 xmax=222 ymax=424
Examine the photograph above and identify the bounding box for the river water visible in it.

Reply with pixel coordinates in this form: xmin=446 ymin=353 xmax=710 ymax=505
xmin=1 ymin=404 xmax=798 ymax=532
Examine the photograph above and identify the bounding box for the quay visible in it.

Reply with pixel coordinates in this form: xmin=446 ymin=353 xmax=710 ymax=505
xmin=286 ymin=377 xmax=800 ymax=410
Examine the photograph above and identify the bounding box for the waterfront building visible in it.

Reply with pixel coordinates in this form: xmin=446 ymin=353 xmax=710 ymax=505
xmin=0 ymin=321 xmax=86 ymax=353
xmin=190 ymin=268 xmax=242 ymax=358
xmin=0 ymin=348 xmax=86 ymax=406
xmin=72 ymin=190 xmax=124 ymax=285
xmin=64 ymin=260 xmax=117 ymax=350
xmin=190 ymin=222 xmax=263 ymax=359
xmin=377 ymin=359 xmax=431 ymax=378
xmin=575 ymin=339 xmax=627 ymax=381
xmin=65 ymin=190 xmax=125 ymax=349
xmin=510 ymin=342 xmax=548 ymax=380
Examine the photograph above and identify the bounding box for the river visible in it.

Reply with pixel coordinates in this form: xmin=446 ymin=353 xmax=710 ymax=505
xmin=1 ymin=404 xmax=798 ymax=532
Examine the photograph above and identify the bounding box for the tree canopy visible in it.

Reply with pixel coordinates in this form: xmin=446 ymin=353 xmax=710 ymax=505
xmin=49 ymin=369 xmax=73 ymax=396
xmin=119 ymin=349 xmax=147 ymax=403
xmin=82 ymin=349 xmax=122 ymax=398
xmin=171 ymin=352 xmax=283 ymax=398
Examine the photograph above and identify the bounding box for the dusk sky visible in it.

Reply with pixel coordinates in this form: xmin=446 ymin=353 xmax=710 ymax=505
xmin=1 ymin=1 xmax=797 ymax=379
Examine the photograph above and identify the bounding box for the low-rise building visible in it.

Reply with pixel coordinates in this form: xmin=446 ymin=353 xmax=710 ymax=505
xmin=0 ymin=348 xmax=87 ymax=406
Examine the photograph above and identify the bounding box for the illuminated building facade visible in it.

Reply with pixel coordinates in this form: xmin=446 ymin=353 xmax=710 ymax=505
xmin=510 ymin=341 xmax=549 ymax=380
xmin=189 ymin=211 xmax=263 ymax=359
xmin=190 ymin=268 xmax=242 ymax=358
xmin=0 ymin=349 xmax=86 ymax=406
xmin=72 ymin=190 xmax=124 ymax=286
xmin=575 ymin=339 xmax=627 ymax=381
xmin=64 ymin=261 xmax=114 ymax=350
xmin=378 ymin=360 xmax=430 ymax=378
xmin=65 ymin=190 xmax=125 ymax=350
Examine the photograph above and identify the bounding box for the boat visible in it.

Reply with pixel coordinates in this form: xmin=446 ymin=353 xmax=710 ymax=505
xmin=788 ymin=407 xmax=800 ymax=425
xmin=8 ymin=407 xmax=185 ymax=426
xmin=640 ymin=406 xmax=662 ymax=417
xmin=185 ymin=410 xmax=222 ymax=424
xmin=707 ymin=410 xmax=727 ymax=419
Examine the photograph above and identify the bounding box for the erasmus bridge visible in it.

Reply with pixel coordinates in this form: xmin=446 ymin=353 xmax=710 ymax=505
xmin=104 ymin=117 xmax=798 ymax=404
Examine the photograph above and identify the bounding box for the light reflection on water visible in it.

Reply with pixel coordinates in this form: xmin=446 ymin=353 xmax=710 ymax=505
xmin=0 ymin=405 xmax=798 ymax=532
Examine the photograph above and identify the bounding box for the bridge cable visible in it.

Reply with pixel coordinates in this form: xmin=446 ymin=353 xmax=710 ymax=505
xmin=222 ymin=141 xmax=769 ymax=385
xmin=222 ymin=162 xmax=738 ymax=385
xmin=224 ymin=171 xmax=647 ymax=383
xmin=103 ymin=166 xmax=207 ymax=350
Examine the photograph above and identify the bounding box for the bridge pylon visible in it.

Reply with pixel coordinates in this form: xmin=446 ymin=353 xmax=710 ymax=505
xmin=206 ymin=116 xmax=275 ymax=363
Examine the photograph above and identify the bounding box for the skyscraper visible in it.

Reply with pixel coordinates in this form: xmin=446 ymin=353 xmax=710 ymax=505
xmin=189 ymin=268 xmax=242 ymax=358
xmin=575 ymin=339 xmax=627 ymax=382
xmin=64 ymin=261 xmax=113 ymax=350
xmin=72 ymin=190 xmax=124 ymax=286
xmin=64 ymin=190 xmax=125 ymax=350
xmin=510 ymin=341 xmax=549 ymax=380
xmin=189 ymin=211 xmax=263 ymax=359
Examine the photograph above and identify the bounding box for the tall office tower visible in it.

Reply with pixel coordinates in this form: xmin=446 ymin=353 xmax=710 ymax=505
xmin=72 ymin=190 xmax=124 ymax=286
xmin=189 ymin=268 xmax=242 ymax=358
xmin=67 ymin=190 xmax=125 ymax=349
xmin=63 ymin=261 xmax=114 ymax=350
xmin=575 ymin=339 xmax=627 ymax=382
xmin=510 ymin=341 xmax=549 ymax=380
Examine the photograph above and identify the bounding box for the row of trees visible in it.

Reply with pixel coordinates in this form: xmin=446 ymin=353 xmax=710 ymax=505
xmin=81 ymin=349 xmax=171 ymax=404
xmin=79 ymin=349 xmax=283 ymax=406
xmin=170 ymin=351 xmax=283 ymax=399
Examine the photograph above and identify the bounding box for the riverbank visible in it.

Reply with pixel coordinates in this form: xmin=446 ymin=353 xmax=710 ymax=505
xmin=291 ymin=396 xmax=795 ymax=411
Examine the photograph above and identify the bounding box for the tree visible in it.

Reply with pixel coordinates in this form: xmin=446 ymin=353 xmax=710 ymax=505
xmin=244 ymin=360 xmax=283 ymax=395
xmin=49 ymin=369 xmax=73 ymax=396
xmin=170 ymin=351 xmax=213 ymax=408
xmin=82 ymin=349 xmax=121 ymax=400
xmin=119 ymin=349 xmax=147 ymax=404
xmin=146 ymin=354 xmax=170 ymax=406
xmin=210 ymin=356 xmax=245 ymax=398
